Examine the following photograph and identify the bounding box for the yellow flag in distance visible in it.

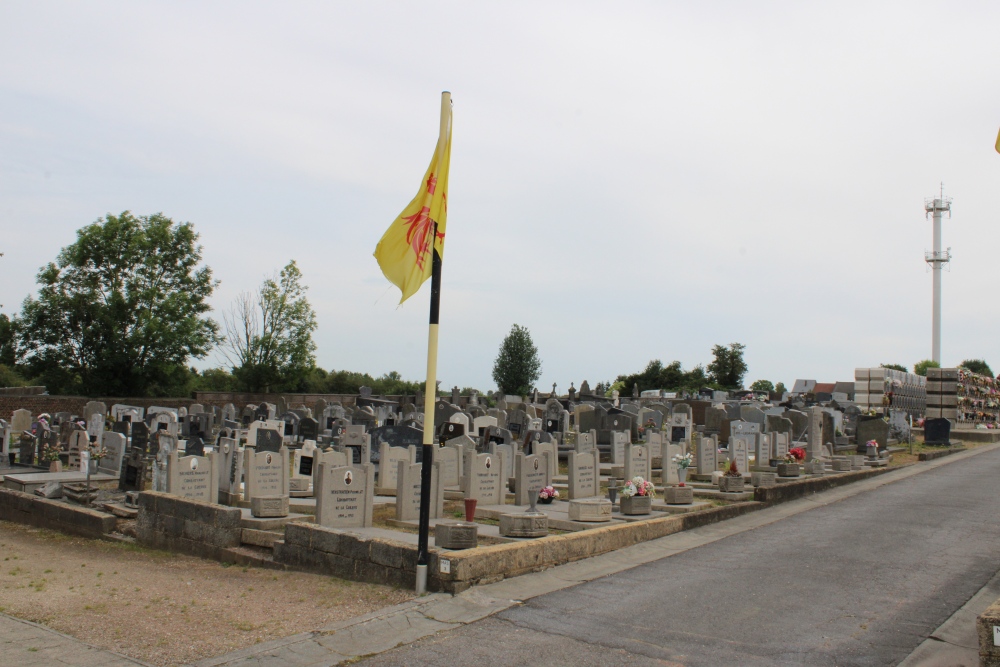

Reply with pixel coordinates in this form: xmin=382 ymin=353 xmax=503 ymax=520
xmin=374 ymin=96 xmax=452 ymax=304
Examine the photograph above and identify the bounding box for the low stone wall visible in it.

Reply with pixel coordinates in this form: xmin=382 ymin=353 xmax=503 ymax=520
xmin=753 ymin=467 xmax=892 ymax=504
xmin=0 ymin=395 xmax=196 ymax=420
xmin=918 ymin=445 xmax=967 ymax=461
xmin=979 ymin=599 xmax=1000 ymax=666
xmin=0 ymin=487 xmax=116 ymax=538
xmin=136 ymin=491 xmax=242 ymax=559
xmin=273 ymin=502 xmax=760 ymax=594
xmin=273 ymin=524 xmax=421 ymax=590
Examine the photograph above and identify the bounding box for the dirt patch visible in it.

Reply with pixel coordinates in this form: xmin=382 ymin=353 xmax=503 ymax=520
xmin=0 ymin=520 xmax=413 ymax=666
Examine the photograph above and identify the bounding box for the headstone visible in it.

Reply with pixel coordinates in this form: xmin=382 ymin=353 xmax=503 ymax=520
xmin=772 ymin=431 xmax=790 ymax=460
xmin=298 ymin=417 xmax=319 ymax=443
xmin=611 ymin=430 xmax=629 ymax=465
xmin=376 ymin=444 xmax=414 ymax=495
xmin=67 ymin=430 xmax=89 ymax=468
xmin=314 ymin=464 xmax=374 ymax=529
xmin=218 ymin=437 xmax=243 ymax=496
xmin=755 ymin=434 xmax=772 ymax=467
xmin=167 ymin=450 xmax=219 ymax=503
xmin=730 ymin=435 xmax=751 ymax=473
xmin=514 ymin=453 xmax=549 ymax=506
xmin=575 ymin=429 xmax=598 ymax=453
xmin=395 ymin=461 xmax=443 ymax=521
xmin=243 ymin=447 xmax=290 ymax=510
xmin=623 ymin=444 xmax=651 ymax=483
xmin=98 ymin=432 xmax=127 ymax=476
xmin=184 ymin=435 xmax=206 ymax=458
xmin=119 ymin=448 xmax=147 ymax=492
xmin=856 ymin=416 xmax=889 ymax=451
xmin=923 ymin=418 xmax=951 ymax=445
xmin=342 ymin=426 xmax=372 ymax=466
xmin=463 ymin=451 xmax=504 ymax=504
xmin=488 ymin=442 xmax=515 ymax=483
xmin=435 ymin=445 xmax=461 ymax=488
xmin=11 ymin=409 xmax=32 ymax=433
xmin=567 ymin=450 xmax=598 ymax=499
xmin=696 ymin=434 xmax=717 ymax=475
xmin=255 ymin=428 xmax=283 ymax=453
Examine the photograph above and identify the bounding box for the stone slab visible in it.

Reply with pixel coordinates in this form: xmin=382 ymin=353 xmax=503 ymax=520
xmin=3 ymin=471 xmax=117 ymax=494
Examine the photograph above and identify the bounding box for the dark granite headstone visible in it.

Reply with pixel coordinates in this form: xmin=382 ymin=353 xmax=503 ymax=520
xmin=923 ymin=418 xmax=952 ymax=446
xmin=119 ymin=448 xmax=147 ymax=492
xmin=185 ymin=436 xmax=205 ymax=458
xmin=855 ymin=416 xmax=889 ymax=452
xmin=298 ymin=417 xmax=319 ymax=442
xmin=298 ymin=455 xmax=314 ymax=476
xmin=256 ymin=428 xmax=282 ymax=453
xmin=439 ymin=422 xmax=465 ymax=440
xmin=130 ymin=422 xmax=149 ymax=455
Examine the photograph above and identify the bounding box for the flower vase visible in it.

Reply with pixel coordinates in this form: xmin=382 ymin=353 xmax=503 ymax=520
xmin=866 ymin=445 xmax=878 ymax=458
xmin=49 ymin=460 xmax=62 ymax=472
xmin=776 ymin=463 xmax=801 ymax=478
xmin=677 ymin=467 xmax=688 ymax=485
xmin=463 ymin=498 xmax=477 ymax=522
xmin=88 ymin=460 xmax=99 ymax=474
xmin=538 ymin=497 xmax=554 ymax=505
xmin=619 ymin=495 xmax=652 ymax=515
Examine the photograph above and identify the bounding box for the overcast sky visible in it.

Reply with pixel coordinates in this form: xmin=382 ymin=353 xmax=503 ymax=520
xmin=2 ymin=1 xmax=998 ymax=392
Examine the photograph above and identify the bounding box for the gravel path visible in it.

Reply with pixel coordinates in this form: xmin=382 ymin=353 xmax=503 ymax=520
xmin=0 ymin=521 xmax=412 ymax=666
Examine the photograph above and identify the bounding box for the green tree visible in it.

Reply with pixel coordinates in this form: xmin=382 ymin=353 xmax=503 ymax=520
xmin=0 ymin=364 xmax=27 ymax=388
xmin=221 ymin=260 xmax=317 ymax=393
xmin=0 ymin=314 xmax=17 ymax=367
xmin=492 ymin=324 xmax=541 ymax=396
xmin=707 ymin=343 xmax=748 ymax=390
xmin=959 ymin=359 xmax=993 ymax=377
xmin=775 ymin=381 xmax=787 ymax=395
xmin=17 ymin=211 xmax=218 ymax=396
xmin=192 ymin=367 xmax=237 ymax=392
xmin=750 ymin=379 xmax=774 ymax=392
xmin=913 ymin=359 xmax=940 ymax=376
xmin=880 ymin=363 xmax=907 ymax=372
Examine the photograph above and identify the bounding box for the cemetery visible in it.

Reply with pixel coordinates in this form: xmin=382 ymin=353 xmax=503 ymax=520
xmin=0 ymin=371 xmax=988 ymax=595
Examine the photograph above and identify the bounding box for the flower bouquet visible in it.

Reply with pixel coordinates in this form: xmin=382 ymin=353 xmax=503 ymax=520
xmin=719 ymin=460 xmax=745 ymax=492
xmin=42 ymin=442 xmax=62 ymax=471
xmin=778 ymin=447 xmax=804 ymax=477
xmin=865 ymin=439 xmax=879 ymax=457
xmin=537 ymin=485 xmax=559 ymax=504
xmin=619 ymin=476 xmax=654 ymax=515
xmin=671 ymin=452 xmax=693 ymax=486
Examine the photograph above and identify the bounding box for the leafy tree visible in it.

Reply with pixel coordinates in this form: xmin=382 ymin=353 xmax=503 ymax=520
xmin=492 ymin=324 xmax=541 ymax=396
xmin=0 ymin=314 xmax=16 ymax=367
xmin=749 ymin=379 xmax=774 ymax=392
xmin=707 ymin=343 xmax=748 ymax=390
xmin=913 ymin=359 xmax=940 ymax=376
xmin=775 ymin=381 xmax=787 ymax=395
xmin=192 ymin=367 xmax=237 ymax=392
xmin=221 ymin=260 xmax=317 ymax=393
xmin=17 ymin=211 xmax=218 ymax=396
xmin=0 ymin=364 xmax=27 ymax=388
xmin=880 ymin=363 xmax=907 ymax=372
xmin=959 ymin=359 xmax=993 ymax=377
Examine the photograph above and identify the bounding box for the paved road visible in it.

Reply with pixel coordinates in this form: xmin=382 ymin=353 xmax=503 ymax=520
xmin=358 ymin=449 xmax=1000 ymax=667
xmin=0 ymin=612 xmax=148 ymax=667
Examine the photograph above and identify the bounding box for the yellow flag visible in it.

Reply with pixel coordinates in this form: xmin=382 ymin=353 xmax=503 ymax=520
xmin=996 ymin=126 xmax=1000 ymax=154
xmin=374 ymin=94 xmax=452 ymax=304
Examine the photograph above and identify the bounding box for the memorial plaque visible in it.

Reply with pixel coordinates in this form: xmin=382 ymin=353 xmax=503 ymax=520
xmin=314 ymin=464 xmax=374 ymax=528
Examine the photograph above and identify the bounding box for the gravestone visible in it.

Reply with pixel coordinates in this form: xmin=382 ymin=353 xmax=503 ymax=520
xmin=488 ymin=441 xmax=515 ymax=483
xmin=87 ymin=413 xmax=105 ymax=442
xmin=11 ymin=409 xmax=32 ymax=433
xmin=623 ymin=444 xmax=651 ymax=482
xmin=83 ymin=401 xmax=107 ymax=421
xmin=772 ymin=431 xmax=790 ymax=460
xmin=376 ymin=444 xmax=414 ymax=495
xmin=98 ymin=432 xmax=127 ymax=476
xmin=663 ymin=444 xmax=682 ymax=484
xmin=730 ymin=435 xmax=751 ymax=473
xmin=575 ymin=429 xmax=598 ymax=453
xmin=923 ymin=418 xmax=951 ymax=445
xmin=185 ymin=435 xmax=206 ymax=458
xmin=784 ymin=409 xmax=809 ymax=440
xmin=255 ymin=428 xmax=283 ymax=453
xmin=166 ymin=451 xmax=219 ymax=503
xmin=611 ymin=430 xmax=629 ymax=465
xmin=567 ymin=450 xmax=598 ymax=499
xmin=217 ymin=437 xmax=242 ymax=496
xmin=244 ymin=448 xmax=290 ymax=517
xmin=705 ymin=407 xmax=727 ymax=434
xmin=314 ymin=464 xmax=374 ymax=529
xmin=395 ymin=461 xmax=443 ymax=521
xmin=740 ymin=406 xmax=767 ymax=430
xmin=463 ymin=452 xmax=504 ymax=504
xmin=298 ymin=417 xmax=319 ymax=443
xmin=119 ymin=448 xmax=147 ymax=492
xmin=472 ymin=415 xmax=498 ymax=439
xmin=514 ymin=453 xmax=549 ymax=506
xmin=342 ymin=426 xmax=372 ymax=466
xmin=435 ymin=444 xmax=461 ymax=488
xmin=645 ymin=431 xmax=663 ymax=459
xmin=696 ymin=434 xmax=717 ymax=475
xmin=312 ymin=449 xmax=349 ymax=493
xmin=755 ymin=434 xmax=772 ymax=467
xmin=68 ymin=430 xmax=89 ymax=469
xmin=766 ymin=415 xmax=794 ymax=442
xmin=855 ymin=416 xmax=889 ymax=451
xmin=221 ymin=404 xmax=237 ymax=423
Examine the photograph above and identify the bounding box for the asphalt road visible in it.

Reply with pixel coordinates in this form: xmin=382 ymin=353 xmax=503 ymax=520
xmin=357 ymin=448 xmax=1000 ymax=667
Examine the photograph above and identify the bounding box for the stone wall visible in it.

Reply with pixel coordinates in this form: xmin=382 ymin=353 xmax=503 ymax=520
xmin=978 ymin=598 xmax=1000 ymax=666
xmin=273 ymin=523 xmax=425 ymax=591
xmin=0 ymin=488 xmax=116 ymax=538
xmin=753 ymin=467 xmax=892 ymax=504
xmin=136 ymin=491 xmax=242 ymax=559
xmin=0 ymin=395 xmax=196 ymax=420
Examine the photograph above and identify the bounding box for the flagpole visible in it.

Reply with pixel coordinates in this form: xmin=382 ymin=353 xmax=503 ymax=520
xmin=416 ymin=91 xmax=451 ymax=596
